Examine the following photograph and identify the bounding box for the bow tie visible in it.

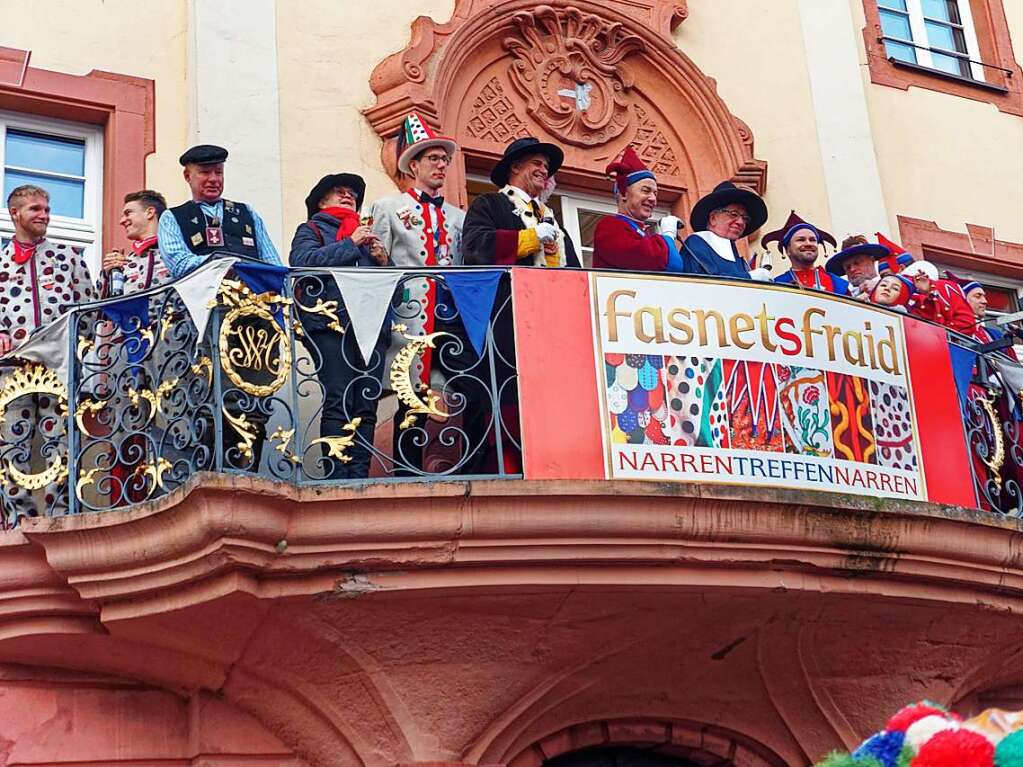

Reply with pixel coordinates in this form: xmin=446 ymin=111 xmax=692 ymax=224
xmin=419 ymin=191 xmax=444 ymax=208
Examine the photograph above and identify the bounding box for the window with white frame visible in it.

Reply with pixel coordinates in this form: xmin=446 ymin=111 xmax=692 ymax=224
xmin=0 ymin=111 xmax=104 ymax=275
xmin=878 ymin=0 xmax=986 ymax=80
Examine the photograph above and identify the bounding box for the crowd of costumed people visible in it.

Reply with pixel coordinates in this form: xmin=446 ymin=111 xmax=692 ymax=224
xmin=814 ymin=701 xmax=1023 ymax=766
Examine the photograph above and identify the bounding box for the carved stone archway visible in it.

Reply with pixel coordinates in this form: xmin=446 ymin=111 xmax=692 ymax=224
xmin=364 ymin=0 xmax=767 ymax=217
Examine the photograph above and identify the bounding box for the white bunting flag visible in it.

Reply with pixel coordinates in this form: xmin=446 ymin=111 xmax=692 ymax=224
xmin=172 ymin=257 xmax=238 ymax=347
xmin=330 ymin=270 xmax=405 ymax=365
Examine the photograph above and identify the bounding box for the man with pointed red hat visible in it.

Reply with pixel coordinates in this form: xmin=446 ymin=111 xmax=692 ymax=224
xmin=591 ymin=146 xmax=683 ymax=272
xmin=763 ymin=211 xmax=850 ymax=295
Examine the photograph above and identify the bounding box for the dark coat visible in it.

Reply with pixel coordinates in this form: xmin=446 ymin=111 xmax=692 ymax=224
xmin=289 ymin=211 xmax=385 ymax=332
xmin=462 ymin=192 xmax=581 ymax=267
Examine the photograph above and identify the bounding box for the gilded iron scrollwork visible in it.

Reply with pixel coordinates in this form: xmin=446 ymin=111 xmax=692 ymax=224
xmin=0 ymin=364 xmax=69 ymax=490
xmin=217 ymin=279 xmax=293 ymax=397
xmin=388 ymin=324 xmax=451 ymax=429
xmin=309 ymin=418 xmax=362 ymax=463
xmin=979 ymin=387 xmax=1006 ymax=486
xmin=223 ymin=406 xmax=258 ymax=461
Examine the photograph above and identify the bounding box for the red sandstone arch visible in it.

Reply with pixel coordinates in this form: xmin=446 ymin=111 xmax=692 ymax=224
xmin=477 ymin=717 xmax=787 ymax=767
xmin=364 ymin=0 xmax=767 ymax=216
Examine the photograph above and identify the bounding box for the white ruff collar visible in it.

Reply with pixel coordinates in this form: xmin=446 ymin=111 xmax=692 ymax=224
xmin=694 ymin=230 xmax=737 ymax=262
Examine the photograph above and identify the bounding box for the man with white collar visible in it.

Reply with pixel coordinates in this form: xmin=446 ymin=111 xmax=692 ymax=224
xmin=157 ymin=144 xmax=281 ymax=277
xmin=0 ymin=184 xmax=95 ymax=520
xmin=681 ymin=181 xmax=770 ymax=280
xmin=462 ymin=137 xmax=580 ymax=268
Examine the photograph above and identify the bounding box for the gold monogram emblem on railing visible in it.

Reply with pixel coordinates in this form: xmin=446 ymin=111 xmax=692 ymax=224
xmin=0 ymin=364 xmax=69 ymax=490
xmin=217 ymin=279 xmax=292 ymax=397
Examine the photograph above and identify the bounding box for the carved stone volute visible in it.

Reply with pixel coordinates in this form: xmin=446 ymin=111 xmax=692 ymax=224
xmin=504 ymin=6 xmax=645 ymax=147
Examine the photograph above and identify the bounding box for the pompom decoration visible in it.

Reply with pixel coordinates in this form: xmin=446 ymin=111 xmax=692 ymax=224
xmin=854 ymin=730 xmax=907 ymax=767
xmin=888 ymin=703 xmax=950 ymax=733
xmin=910 ymin=728 xmax=993 ymax=767
xmin=904 ymin=715 xmax=959 ymax=752
xmin=995 ymin=730 xmax=1023 ymax=767
xmin=816 ymin=753 xmax=883 ymax=767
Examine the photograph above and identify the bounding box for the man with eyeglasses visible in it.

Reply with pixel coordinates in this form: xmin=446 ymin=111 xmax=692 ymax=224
xmin=367 ymin=113 xmax=489 ymax=475
xmin=681 ymin=181 xmax=771 ymax=280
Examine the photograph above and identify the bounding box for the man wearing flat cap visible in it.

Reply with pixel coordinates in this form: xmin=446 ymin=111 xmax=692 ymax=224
xmin=157 ymin=144 xmax=282 ymax=277
xmin=681 ymin=181 xmax=770 ymax=280
xmin=762 ymin=210 xmax=850 ymax=295
xmin=462 ymin=137 xmax=579 ymax=268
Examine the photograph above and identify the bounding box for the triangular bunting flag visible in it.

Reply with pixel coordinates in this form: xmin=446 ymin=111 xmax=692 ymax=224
xmin=173 ymin=257 xmax=238 ymax=346
xmin=444 ymin=271 xmax=503 ymax=357
xmin=233 ymin=260 xmax=287 ymax=297
xmin=948 ymin=341 xmax=978 ymax=412
xmin=102 ymin=294 xmax=152 ymax=364
xmin=3 ymin=312 xmax=74 ymax=387
xmin=330 ymin=270 xmax=405 ymax=365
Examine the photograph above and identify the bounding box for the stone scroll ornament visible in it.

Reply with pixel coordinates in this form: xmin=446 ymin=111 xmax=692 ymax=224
xmin=503 ymin=5 xmax=646 ymax=147
xmin=0 ymin=364 xmax=69 ymax=491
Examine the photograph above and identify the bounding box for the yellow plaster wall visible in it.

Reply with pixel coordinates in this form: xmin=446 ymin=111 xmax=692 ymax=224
xmin=275 ymin=0 xmax=457 ymax=236
xmin=852 ymin=0 xmax=1023 ymax=245
xmin=677 ymin=0 xmax=829 ymax=268
xmin=0 ymin=0 xmax=189 ymax=206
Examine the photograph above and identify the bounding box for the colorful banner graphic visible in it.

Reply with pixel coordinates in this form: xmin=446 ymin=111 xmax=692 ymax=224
xmin=591 ymin=273 xmax=926 ymax=500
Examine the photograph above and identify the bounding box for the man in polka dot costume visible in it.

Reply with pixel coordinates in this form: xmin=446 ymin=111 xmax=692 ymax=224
xmin=0 ymin=184 xmax=96 ymax=520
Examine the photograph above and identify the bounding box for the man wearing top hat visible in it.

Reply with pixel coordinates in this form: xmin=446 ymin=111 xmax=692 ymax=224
xmin=157 ymin=144 xmax=282 ymax=277
xmin=366 ymin=113 xmax=491 ymax=476
xmin=462 ymin=137 xmax=580 ymax=268
xmin=682 ymin=181 xmax=771 ymax=280
xmin=291 ymin=172 xmax=389 ymax=480
xmin=762 ymin=210 xmax=850 ymax=295
xmin=591 ymin=146 xmax=684 ymax=272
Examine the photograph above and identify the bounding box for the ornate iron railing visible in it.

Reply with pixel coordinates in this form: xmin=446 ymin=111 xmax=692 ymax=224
xmin=1 ymin=258 xmax=1022 ymax=523
xmin=0 ymin=262 xmax=521 ymax=524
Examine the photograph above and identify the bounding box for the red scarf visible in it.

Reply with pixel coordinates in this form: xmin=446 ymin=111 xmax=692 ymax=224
xmin=12 ymin=239 xmax=40 ymax=265
xmin=320 ymin=207 xmax=360 ymax=241
xmin=132 ymin=235 xmax=158 ymax=255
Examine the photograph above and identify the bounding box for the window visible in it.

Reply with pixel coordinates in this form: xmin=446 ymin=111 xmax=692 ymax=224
xmin=879 ymin=0 xmax=985 ymax=79
xmin=0 ymin=111 xmax=104 ymax=274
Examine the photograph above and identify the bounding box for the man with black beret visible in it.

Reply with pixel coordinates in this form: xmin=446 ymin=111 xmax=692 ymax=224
xmin=157 ymin=144 xmax=282 ymax=277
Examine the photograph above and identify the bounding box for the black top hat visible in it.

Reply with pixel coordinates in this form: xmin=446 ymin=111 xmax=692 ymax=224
xmin=304 ymin=173 xmax=367 ymax=219
xmin=689 ymin=181 xmax=768 ymax=238
xmin=179 ymin=144 xmax=229 ymax=166
xmin=490 ymin=137 xmax=564 ymax=188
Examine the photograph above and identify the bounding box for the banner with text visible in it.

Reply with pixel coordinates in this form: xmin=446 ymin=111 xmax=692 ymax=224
xmin=591 ymin=273 xmax=926 ymax=500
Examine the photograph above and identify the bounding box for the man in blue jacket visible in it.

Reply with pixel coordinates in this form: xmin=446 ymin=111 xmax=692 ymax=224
xmin=680 ymin=181 xmax=771 ymax=280
xmin=289 ymin=172 xmax=389 ymax=480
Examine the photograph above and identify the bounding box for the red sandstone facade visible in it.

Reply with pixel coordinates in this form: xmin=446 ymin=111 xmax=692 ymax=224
xmin=2 ymin=2 xmax=1023 ymax=765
